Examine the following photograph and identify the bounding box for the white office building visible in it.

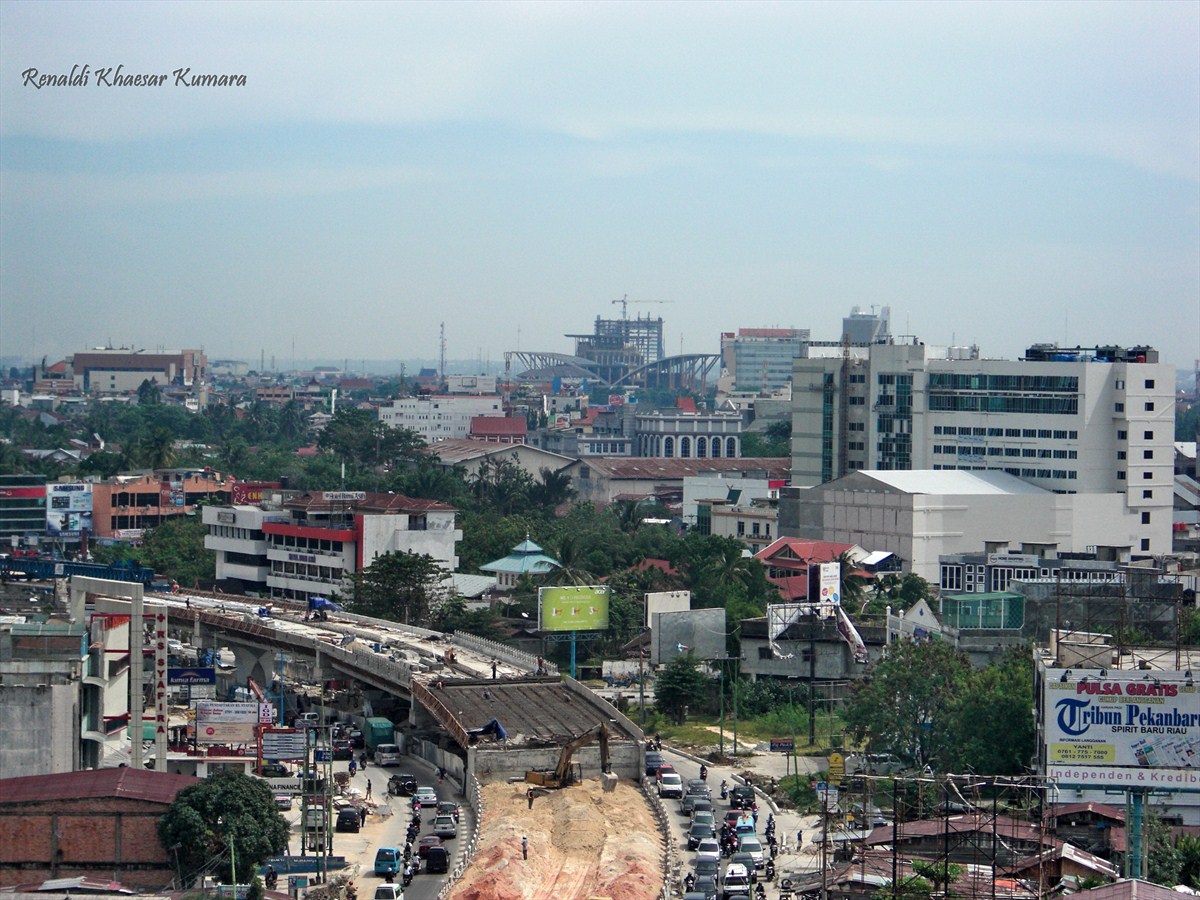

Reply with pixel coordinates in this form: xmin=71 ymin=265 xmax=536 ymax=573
xmin=379 ymin=395 xmax=504 ymax=442
xmin=790 ymin=341 xmax=1174 ymax=543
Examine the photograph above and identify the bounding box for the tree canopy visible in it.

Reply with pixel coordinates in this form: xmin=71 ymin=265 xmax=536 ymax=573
xmin=655 ymin=652 xmax=710 ymax=725
xmin=347 ymin=550 xmax=448 ymax=626
xmin=158 ymin=771 xmax=289 ymax=885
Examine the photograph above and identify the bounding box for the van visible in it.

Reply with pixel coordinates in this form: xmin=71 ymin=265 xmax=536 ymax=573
xmin=722 ymin=863 xmax=752 ymax=896
xmin=424 ymin=845 xmax=450 ymax=874
xmin=375 ymin=743 xmax=401 ymax=767
xmin=374 ymin=847 xmax=400 ymax=876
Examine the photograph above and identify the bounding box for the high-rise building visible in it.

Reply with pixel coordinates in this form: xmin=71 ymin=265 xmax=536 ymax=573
xmin=790 ymin=341 xmax=1174 ymax=548
xmin=720 ymin=328 xmax=810 ymax=393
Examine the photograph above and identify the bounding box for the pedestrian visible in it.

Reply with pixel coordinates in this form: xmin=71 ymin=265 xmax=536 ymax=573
xmin=492 ymin=659 xmax=498 ymax=679
xmin=797 ymin=828 xmax=803 ymax=847
xmin=521 ymin=834 xmax=528 ymax=860
xmin=359 ymin=806 xmax=367 ymax=827
xmin=527 ymin=787 xmax=535 ymax=809
xmin=437 ymin=766 xmax=445 ymax=784
xmin=366 ymin=779 xmax=372 ymax=799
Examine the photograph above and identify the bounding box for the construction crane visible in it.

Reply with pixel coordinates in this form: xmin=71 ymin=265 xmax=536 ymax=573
xmin=612 ymin=294 xmax=673 ymax=320
xmin=525 ymin=723 xmax=610 ymax=789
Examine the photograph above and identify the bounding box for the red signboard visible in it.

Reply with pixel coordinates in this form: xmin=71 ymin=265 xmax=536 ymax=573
xmin=231 ymin=481 xmax=281 ymax=505
xmin=0 ymin=486 xmax=47 ymax=499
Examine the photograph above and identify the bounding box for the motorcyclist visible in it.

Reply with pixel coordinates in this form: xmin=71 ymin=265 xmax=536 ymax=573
xmin=348 ymin=759 xmax=357 ymax=777
xmin=684 ymin=872 xmax=696 ymax=891
xmin=345 ymin=881 xmax=357 ymax=900
xmin=754 ymin=883 xmax=766 ymax=900
xmin=765 ymin=860 xmax=776 ymax=882
xmin=699 ymin=764 xmax=708 ymax=782
xmin=264 ymin=867 xmax=278 ymax=890
xmin=719 ymin=779 xmax=728 ymax=800
xmin=402 ymin=861 xmax=414 ymax=887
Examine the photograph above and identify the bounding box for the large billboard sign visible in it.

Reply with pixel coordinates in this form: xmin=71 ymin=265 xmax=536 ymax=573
xmin=46 ymin=483 xmax=93 ymax=537
xmin=818 ymin=561 xmax=841 ymax=607
xmin=196 ymin=701 xmax=260 ymax=745
xmin=645 ymin=590 xmax=690 ymax=627
xmin=538 ymin=585 xmax=609 ymax=632
xmin=1043 ymin=670 xmax=1200 ymax=789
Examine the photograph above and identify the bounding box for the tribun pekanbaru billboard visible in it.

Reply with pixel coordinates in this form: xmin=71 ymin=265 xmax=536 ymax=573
xmin=1043 ymin=669 xmax=1200 ymax=789
xmin=538 ymin=585 xmax=610 ymax=632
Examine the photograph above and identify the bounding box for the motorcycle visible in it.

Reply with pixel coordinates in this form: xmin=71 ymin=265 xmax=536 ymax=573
xmin=719 ymin=780 xmax=728 ymax=800
xmin=764 ymin=861 xmax=775 ymax=883
xmin=402 ymin=865 xmax=414 ymax=887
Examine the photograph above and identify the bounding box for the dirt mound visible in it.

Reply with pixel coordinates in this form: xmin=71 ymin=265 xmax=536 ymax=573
xmin=447 ymin=778 xmax=664 ymax=900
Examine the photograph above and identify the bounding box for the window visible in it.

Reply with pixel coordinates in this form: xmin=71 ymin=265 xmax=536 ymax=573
xmin=1144 ymin=430 xmax=1153 ymax=440
xmin=1038 ymin=429 xmax=1051 ymax=438
xmin=1117 ymin=430 xmax=1127 ymax=440
xmin=1115 ymin=403 xmax=1125 ymax=413
xmin=1143 ymin=471 xmax=1153 ymax=479
xmin=1117 ymin=451 xmax=1127 ymax=460
xmin=1145 ymin=402 xmax=1155 ymax=411
xmin=1141 ymin=512 xmax=1150 ymax=524
xmin=1069 ymin=431 xmax=1078 ymax=439
xmin=1141 ymin=539 xmax=1151 ymax=552
xmin=849 ymin=396 xmax=865 ymax=405
xmin=1142 ymin=489 xmax=1153 ymax=499
xmin=1143 ymin=449 xmax=1153 ymax=459
xmin=1145 ymin=379 xmax=1155 ymax=389
xmin=1023 ymin=429 xmax=1037 ymax=438
xmin=1053 ymin=430 xmax=1067 ymax=440
xmin=1117 ymin=471 xmax=1126 ymax=480
xmin=1115 ymin=379 xmax=1125 ymax=390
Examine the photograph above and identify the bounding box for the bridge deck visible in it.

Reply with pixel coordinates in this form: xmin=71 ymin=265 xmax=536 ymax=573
xmin=426 ymin=677 xmax=636 ymax=744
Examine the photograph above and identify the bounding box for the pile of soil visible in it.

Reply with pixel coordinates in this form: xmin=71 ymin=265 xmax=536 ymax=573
xmin=448 ymin=778 xmax=663 ymax=900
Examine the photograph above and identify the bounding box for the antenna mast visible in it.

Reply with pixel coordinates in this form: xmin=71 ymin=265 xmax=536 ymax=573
xmin=439 ymin=322 xmax=447 ymax=386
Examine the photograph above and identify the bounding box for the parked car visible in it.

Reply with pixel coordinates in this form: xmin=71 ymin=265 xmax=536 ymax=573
xmin=260 ymin=763 xmax=290 ymax=779
xmin=692 ymin=810 xmax=717 ymax=834
xmin=728 ymin=852 xmax=758 ymax=880
xmin=414 ymin=786 xmax=439 ymax=808
xmin=374 ymin=847 xmax=400 ymax=876
xmin=433 ymin=814 xmax=457 ymax=839
xmin=424 ymin=845 xmax=450 ymax=874
xmin=693 ymin=874 xmax=719 ymax=900
xmin=729 ymin=785 xmax=756 ymax=810
xmin=336 ymin=807 xmax=362 ymax=833
xmin=273 ymin=792 xmax=293 ymax=811
xmin=685 ymin=778 xmax=711 ymax=799
xmin=655 ymin=763 xmax=677 ymax=782
xmin=373 ymin=885 xmax=402 ymax=900
xmin=644 ymin=750 xmax=664 ymax=776
xmin=658 ymin=772 xmax=684 ymax=799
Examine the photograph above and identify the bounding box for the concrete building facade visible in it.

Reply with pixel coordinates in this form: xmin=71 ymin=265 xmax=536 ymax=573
xmin=379 ymin=395 xmax=504 ymax=442
xmin=720 ymin=328 xmax=810 ymax=393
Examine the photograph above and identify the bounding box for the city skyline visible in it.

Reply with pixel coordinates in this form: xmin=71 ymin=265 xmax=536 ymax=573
xmin=1 ymin=1 xmax=1197 ymax=369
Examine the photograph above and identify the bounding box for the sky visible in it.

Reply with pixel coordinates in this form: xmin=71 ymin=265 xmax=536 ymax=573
xmin=1 ymin=0 xmax=1197 ymax=372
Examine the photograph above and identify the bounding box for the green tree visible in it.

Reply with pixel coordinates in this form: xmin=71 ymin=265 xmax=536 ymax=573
xmin=946 ymin=649 xmax=1035 ymax=775
xmin=137 ymin=378 xmax=161 ymax=406
xmin=844 ymin=638 xmax=970 ymax=770
xmin=835 ymin=550 xmax=870 ymax=611
xmin=143 ymin=427 xmax=178 ymax=470
xmin=654 ymin=652 xmax=709 ymax=725
xmin=349 ymin=550 xmax=448 ymax=626
xmin=528 ymin=467 xmax=575 ymax=510
xmin=429 ymin=595 xmax=505 ymax=641
xmin=467 ymin=456 xmax=533 ymax=515
xmin=141 ymin=516 xmax=215 ymax=587
xmin=158 ymin=771 xmax=289 ymax=885
xmin=1147 ymin=809 xmax=1184 ymax=887
xmin=741 ymin=420 xmax=791 ymax=457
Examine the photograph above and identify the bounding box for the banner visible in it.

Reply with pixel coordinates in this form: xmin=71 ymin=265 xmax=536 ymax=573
xmin=1043 ymin=671 xmax=1199 ymax=785
xmin=538 ymin=585 xmax=609 ymax=632
xmin=818 ymin=561 xmax=841 ymax=607
xmin=46 ymin=483 xmax=93 ymax=537
xmin=196 ymin=701 xmax=259 ymax=745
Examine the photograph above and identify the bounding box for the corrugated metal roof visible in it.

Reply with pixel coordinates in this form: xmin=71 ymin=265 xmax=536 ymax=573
xmin=858 ymin=469 xmax=1049 ymax=495
xmin=579 ymin=457 xmax=790 ymax=480
xmin=0 ymin=768 xmax=199 ymax=807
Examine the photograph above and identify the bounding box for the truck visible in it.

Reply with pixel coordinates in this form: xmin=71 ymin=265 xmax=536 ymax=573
xmin=365 ymin=717 xmax=395 ymax=751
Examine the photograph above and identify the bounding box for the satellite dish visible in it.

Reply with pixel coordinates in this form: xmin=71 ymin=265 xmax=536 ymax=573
xmin=520 ymin=612 xmax=529 ymax=619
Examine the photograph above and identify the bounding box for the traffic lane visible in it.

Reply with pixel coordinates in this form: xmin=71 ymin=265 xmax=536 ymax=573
xmin=348 ymin=759 xmax=465 ymax=900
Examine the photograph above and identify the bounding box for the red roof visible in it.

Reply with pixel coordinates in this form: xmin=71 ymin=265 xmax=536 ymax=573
xmin=0 ymin=768 xmax=199 ymax=806
xmin=284 ymin=491 xmax=456 ymax=514
xmin=1049 ymin=801 xmax=1126 ymax=822
xmin=755 ymin=537 xmax=858 ymax=568
xmin=468 ymin=416 xmax=527 ymax=437
xmin=675 ymin=397 xmax=697 ymax=413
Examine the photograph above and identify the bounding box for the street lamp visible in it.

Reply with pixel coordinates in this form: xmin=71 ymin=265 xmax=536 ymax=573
xmin=786 ymin=676 xmax=802 ymax=780
xmin=217 ymin=817 xmax=236 ymax=888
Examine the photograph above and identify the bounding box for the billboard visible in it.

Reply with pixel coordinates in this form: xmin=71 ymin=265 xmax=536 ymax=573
xmin=196 ymin=701 xmax=260 ymax=744
xmin=645 ymin=590 xmax=691 ymax=627
xmin=538 ymin=585 xmax=609 ymax=632
xmin=651 ymin=607 xmax=726 ymax=666
xmin=231 ymin=481 xmax=281 ymax=505
xmin=46 ymin=483 xmax=93 ymax=537
xmin=1043 ymin=670 xmax=1200 ymax=788
xmin=818 ymin=561 xmax=841 ymax=607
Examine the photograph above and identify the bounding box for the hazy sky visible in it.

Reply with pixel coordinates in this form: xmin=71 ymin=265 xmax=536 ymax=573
xmin=2 ymin=1 xmax=1197 ymax=370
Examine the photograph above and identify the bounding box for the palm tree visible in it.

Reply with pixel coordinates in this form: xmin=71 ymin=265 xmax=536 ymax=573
xmin=835 ymin=550 xmax=870 ymax=610
xmin=143 ymin=427 xmax=178 ymax=470
xmin=546 ymin=534 xmax=597 ymax=585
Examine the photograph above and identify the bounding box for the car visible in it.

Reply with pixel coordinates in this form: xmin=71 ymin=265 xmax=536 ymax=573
xmin=685 ymin=778 xmax=711 ymax=799
xmin=694 ymin=839 xmax=721 ymax=866
xmin=388 ymin=773 xmax=418 ymax=796
xmin=348 ymin=728 xmax=365 ymax=749
xmin=414 ymin=786 xmax=439 ymax=808
xmin=692 ymin=799 xmax=714 ymax=818
xmin=373 ymin=885 xmax=402 ymax=900
xmin=374 ymin=847 xmax=401 ymax=876
xmin=686 ymin=820 xmax=715 ymax=850
xmin=433 ymin=814 xmax=457 ymax=839
xmin=683 ymin=893 xmax=709 ymax=900
xmin=332 ymin=739 xmax=355 ymax=760
xmin=721 ymin=863 xmax=752 ymax=897
xmin=729 ymin=785 xmax=756 ymax=810
xmin=693 ymin=875 xmax=719 ymax=900
xmin=424 ymin=845 xmax=450 ymax=874
xmin=655 ymin=763 xmax=677 ymax=782
xmin=692 ymin=810 xmax=717 ymax=833
xmin=644 ymin=750 xmax=664 ymax=776
xmin=336 ymin=807 xmax=362 ymax=833
xmin=375 ymin=743 xmax=402 ymax=766
xmin=728 ymin=852 xmax=758 ymax=880
xmin=260 ymin=762 xmax=290 ymax=779
xmin=273 ymin=792 xmax=293 ymax=811
xmin=658 ymin=772 xmax=684 ymax=799
xmin=737 ymin=835 xmax=765 ymax=869
xmin=437 ymin=800 xmax=460 ymax=822
xmin=417 ymin=835 xmax=442 ymax=858
xmin=680 ymin=793 xmax=703 ymax=816
xmin=723 ymin=810 xmax=744 ymax=830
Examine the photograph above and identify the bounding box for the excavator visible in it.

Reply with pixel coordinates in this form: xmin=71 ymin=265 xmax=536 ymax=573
xmin=525 ymin=723 xmax=610 ymax=789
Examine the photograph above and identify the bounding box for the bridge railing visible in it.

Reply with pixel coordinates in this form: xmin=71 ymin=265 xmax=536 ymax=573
xmin=437 ymin=770 xmax=484 ymax=899
xmin=449 ymin=631 xmax=558 ymax=677
xmin=641 ymin=775 xmax=681 ymax=900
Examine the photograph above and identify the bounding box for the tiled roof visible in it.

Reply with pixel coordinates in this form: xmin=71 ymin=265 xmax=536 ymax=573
xmin=1049 ymin=801 xmax=1126 ymax=822
xmin=469 ymin=417 xmax=527 ymax=437
xmin=0 ymin=768 xmax=198 ymax=807
xmin=755 ymin=537 xmax=858 ymax=565
xmin=283 ymin=491 xmax=456 ymax=513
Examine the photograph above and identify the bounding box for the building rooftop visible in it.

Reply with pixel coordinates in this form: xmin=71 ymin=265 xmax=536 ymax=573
xmin=852 ymin=469 xmax=1049 ymax=495
xmin=576 ymin=457 xmax=790 ymax=480
xmin=0 ymin=768 xmax=198 ymax=807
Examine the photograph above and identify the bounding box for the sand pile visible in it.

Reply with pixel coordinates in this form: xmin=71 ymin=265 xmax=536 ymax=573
xmin=447 ymin=778 xmax=664 ymax=900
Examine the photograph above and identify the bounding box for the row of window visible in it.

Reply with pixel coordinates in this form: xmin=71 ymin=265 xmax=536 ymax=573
xmin=932 ymin=426 xmax=1079 ymax=439
xmin=1117 ymin=429 xmax=1155 ymax=440
xmin=932 ymin=446 xmax=1078 ymax=459
xmin=929 ymin=395 xmax=1079 ymax=415
xmin=735 ymin=521 xmax=773 ymax=538
xmin=1115 ymin=402 xmax=1156 ymax=412
xmin=269 ymin=561 xmax=347 ymax=584
xmin=931 ymin=465 xmax=1078 ymax=479
xmin=1116 ymin=379 xmax=1157 ymax=390
xmin=1116 ymin=471 xmax=1158 ymax=481
xmin=209 ymin=525 xmax=259 ymax=541
xmin=1116 ymin=450 xmax=1156 ymax=460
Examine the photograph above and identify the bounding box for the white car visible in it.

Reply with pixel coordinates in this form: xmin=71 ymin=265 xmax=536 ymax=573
xmin=273 ymin=792 xmax=293 ymax=811
xmin=722 ymin=863 xmax=752 ymax=895
xmin=737 ymin=835 xmax=765 ymax=870
xmin=694 ymin=838 xmax=721 ymax=865
xmin=374 ymin=743 xmax=402 ymax=766
xmin=373 ymin=885 xmax=402 ymax=900
xmin=414 ymin=786 xmax=438 ymax=808
xmin=657 ymin=772 xmax=684 ymax=799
